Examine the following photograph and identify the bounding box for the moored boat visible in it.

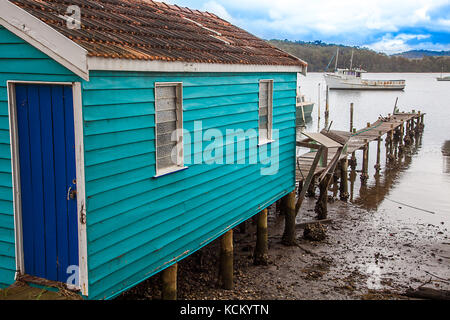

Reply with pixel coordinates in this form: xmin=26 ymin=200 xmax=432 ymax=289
xmin=324 ymin=49 xmax=406 ymax=90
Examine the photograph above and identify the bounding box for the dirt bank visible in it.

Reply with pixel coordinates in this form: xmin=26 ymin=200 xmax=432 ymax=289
xmin=119 ymin=196 xmax=449 ymax=300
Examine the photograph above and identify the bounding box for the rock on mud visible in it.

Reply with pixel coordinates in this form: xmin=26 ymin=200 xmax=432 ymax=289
xmin=303 ymin=223 xmax=327 ymax=241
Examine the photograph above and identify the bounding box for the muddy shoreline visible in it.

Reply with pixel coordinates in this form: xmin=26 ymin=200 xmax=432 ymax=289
xmin=119 ymin=195 xmax=449 ymax=300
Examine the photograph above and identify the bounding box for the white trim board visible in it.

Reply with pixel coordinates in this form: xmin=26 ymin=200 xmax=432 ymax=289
xmin=0 ymin=0 xmax=89 ymax=80
xmin=7 ymin=80 xmax=89 ymax=297
xmin=88 ymin=57 xmax=306 ymax=74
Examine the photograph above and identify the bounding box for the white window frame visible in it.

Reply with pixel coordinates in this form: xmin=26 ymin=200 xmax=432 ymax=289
xmin=258 ymin=79 xmax=274 ymax=145
xmin=154 ymin=82 xmax=187 ymax=177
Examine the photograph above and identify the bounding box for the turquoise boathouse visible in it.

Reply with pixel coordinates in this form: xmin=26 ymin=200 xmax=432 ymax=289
xmin=0 ymin=0 xmax=307 ymax=299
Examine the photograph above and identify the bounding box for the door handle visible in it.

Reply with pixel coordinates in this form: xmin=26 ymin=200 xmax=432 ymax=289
xmin=67 ymin=186 xmax=77 ymax=200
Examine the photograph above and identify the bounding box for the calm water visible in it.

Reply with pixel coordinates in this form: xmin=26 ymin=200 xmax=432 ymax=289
xmin=297 ymin=73 xmax=450 ymax=225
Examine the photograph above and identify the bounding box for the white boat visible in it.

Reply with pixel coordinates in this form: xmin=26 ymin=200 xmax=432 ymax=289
xmin=324 ymin=49 xmax=406 ymax=90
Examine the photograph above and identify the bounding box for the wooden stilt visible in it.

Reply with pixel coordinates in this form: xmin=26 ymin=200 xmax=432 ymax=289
xmin=388 ymin=127 xmax=395 ymax=161
xmin=360 ymin=141 xmax=369 ymax=184
xmin=375 ymin=133 xmax=382 ymax=172
xmin=306 ymin=176 xmax=316 ymax=198
xmin=161 ymin=263 xmax=178 ymax=300
xmin=282 ymin=191 xmax=297 ymax=246
xmin=315 ymin=175 xmax=332 ymax=220
xmin=339 ymin=158 xmax=349 ymax=201
xmin=350 ymin=103 xmax=354 ymax=133
xmin=254 ymin=209 xmax=269 ymax=264
xmin=220 ymin=230 xmax=233 ymax=290
xmin=398 ymin=122 xmax=405 ymax=154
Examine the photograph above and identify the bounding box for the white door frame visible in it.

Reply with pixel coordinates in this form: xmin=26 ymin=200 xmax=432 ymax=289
xmin=7 ymin=80 xmax=89 ymax=296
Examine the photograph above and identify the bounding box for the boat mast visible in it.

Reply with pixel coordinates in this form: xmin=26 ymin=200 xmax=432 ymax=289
xmin=335 ymin=48 xmax=339 ymax=71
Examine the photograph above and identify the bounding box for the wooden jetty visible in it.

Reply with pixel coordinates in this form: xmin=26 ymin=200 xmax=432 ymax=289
xmin=295 ymin=110 xmax=425 ymax=219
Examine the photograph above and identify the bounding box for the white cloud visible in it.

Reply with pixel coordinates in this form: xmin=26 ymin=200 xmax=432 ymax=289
xmin=163 ymin=0 xmax=450 ymax=53
xmin=366 ymin=33 xmax=450 ymax=54
xmin=201 ymin=1 xmax=233 ymax=22
xmin=216 ymin=0 xmax=448 ymax=34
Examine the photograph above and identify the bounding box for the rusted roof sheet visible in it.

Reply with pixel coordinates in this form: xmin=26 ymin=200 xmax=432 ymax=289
xmin=9 ymin=0 xmax=307 ymax=68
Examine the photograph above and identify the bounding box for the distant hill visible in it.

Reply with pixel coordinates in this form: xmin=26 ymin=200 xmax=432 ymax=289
xmin=394 ymin=50 xmax=450 ymax=59
xmin=269 ymin=40 xmax=450 ymax=73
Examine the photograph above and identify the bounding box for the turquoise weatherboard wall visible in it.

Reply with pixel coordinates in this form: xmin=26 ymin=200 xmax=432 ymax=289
xmin=83 ymin=71 xmax=297 ymax=299
xmin=0 ymin=26 xmax=298 ymax=299
xmin=0 ymin=26 xmax=81 ymax=288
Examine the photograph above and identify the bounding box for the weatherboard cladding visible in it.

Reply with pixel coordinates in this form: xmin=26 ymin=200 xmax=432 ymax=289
xmin=83 ymin=71 xmax=297 ymax=299
xmin=10 ymin=0 xmax=306 ymax=67
xmin=0 ymin=26 xmax=297 ymax=299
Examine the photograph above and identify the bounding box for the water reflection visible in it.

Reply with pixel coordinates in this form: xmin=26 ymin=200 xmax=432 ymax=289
xmin=443 ymin=141 xmax=450 ymax=174
xmin=352 ymin=135 xmax=422 ymax=211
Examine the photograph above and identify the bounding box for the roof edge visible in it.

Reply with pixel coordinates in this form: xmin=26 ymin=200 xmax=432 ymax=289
xmin=0 ymin=0 xmax=89 ymax=80
xmin=87 ymin=57 xmax=307 ymax=74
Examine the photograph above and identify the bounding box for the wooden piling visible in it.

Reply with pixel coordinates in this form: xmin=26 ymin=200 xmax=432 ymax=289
xmin=282 ymin=192 xmax=297 ymax=246
xmin=339 ymin=158 xmax=349 ymax=201
xmin=350 ymin=103 xmax=354 ymax=133
xmin=254 ymin=209 xmax=269 ymax=264
xmin=375 ymin=134 xmax=382 ymax=172
xmin=360 ymin=141 xmax=369 ymax=184
xmin=325 ymin=86 xmax=330 ymax=117
xmin=388 ymin=126 xmax=394 ymax=160
xmin=315 ymin=175 xmax=333 ymax=220
xmin=399 ymin=122 xmax=405 ymax=153
xmin=220 ymin=230 xmax=233 ymax=290
xmin=161 ymin=263 xmax=178 ymax=300
xmin=306 ymin=176 xmax=316 ymax=197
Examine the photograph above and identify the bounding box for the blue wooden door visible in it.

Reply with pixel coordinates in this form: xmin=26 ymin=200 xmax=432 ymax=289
xmin=15 ymin=84 xmax=79 ymax=284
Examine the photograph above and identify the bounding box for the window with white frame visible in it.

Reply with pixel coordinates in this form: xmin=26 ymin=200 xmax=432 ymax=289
xmin=259 ymin=80 xmax=273 ymax=144
xmin=155 ymin=82 xmax=184 ymax=176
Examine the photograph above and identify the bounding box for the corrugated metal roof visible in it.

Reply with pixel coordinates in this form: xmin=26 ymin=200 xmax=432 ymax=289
xmin=9 ymin=0 xmax=307 ymax=68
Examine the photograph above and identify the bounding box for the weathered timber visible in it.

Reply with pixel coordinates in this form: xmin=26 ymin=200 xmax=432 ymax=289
xmin=405 ymin=287 xmax=450 ymax=300
xmin=282 ymin=192 xmax=297 ymax=246
xmin=161 ymin=263 xmax=178 ymax=300
xmin=254 ymin=209 xmax=269 ymax=264
xmin=340 ymin=158 xmax=349 ymax=201
xmin=220 ymin=230 xmax=233 ymax=290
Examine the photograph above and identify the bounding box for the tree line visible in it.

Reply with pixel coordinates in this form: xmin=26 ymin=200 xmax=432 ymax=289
xmin=269 ymin=40 xmax=450 ymax=73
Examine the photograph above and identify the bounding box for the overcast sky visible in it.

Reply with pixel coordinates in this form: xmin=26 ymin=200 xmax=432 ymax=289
xmin=166 ymin=0 xmax=450 ymax=54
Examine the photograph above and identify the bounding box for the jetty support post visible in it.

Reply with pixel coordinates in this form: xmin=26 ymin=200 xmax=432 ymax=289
xmin=388 ymin=125 xmax=395 ymax=161
xmin=161 ymin=263 xmax=178 ymax=300
xmin=399 ymin=121 xmax=405 ymax=154
xmin=404 ymin=120 xmax=411 ymax=146
xmin=350 ymin=128 xmax=357 ymax=169
xmin=360 ymin=140 xmax=369 ymax=184
xmin=306 ymin=176 xmax=316 ymax=198
xmin=339 ymin=158 xmax=349 ymax=201
xmin=374 ymin=132 xmax=382 ymax=172
xmin=254 ymin=209 xmax=269 ymax=264
xmin=220 ymin=230 xmax=234 ymax=290
xmin=282 ymin=191 xmax=297 ymax=246
xmin=350 ymin=103 xmax=354 ymax=133
xmin=325 ymin=86 xmax=330 ymax=118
